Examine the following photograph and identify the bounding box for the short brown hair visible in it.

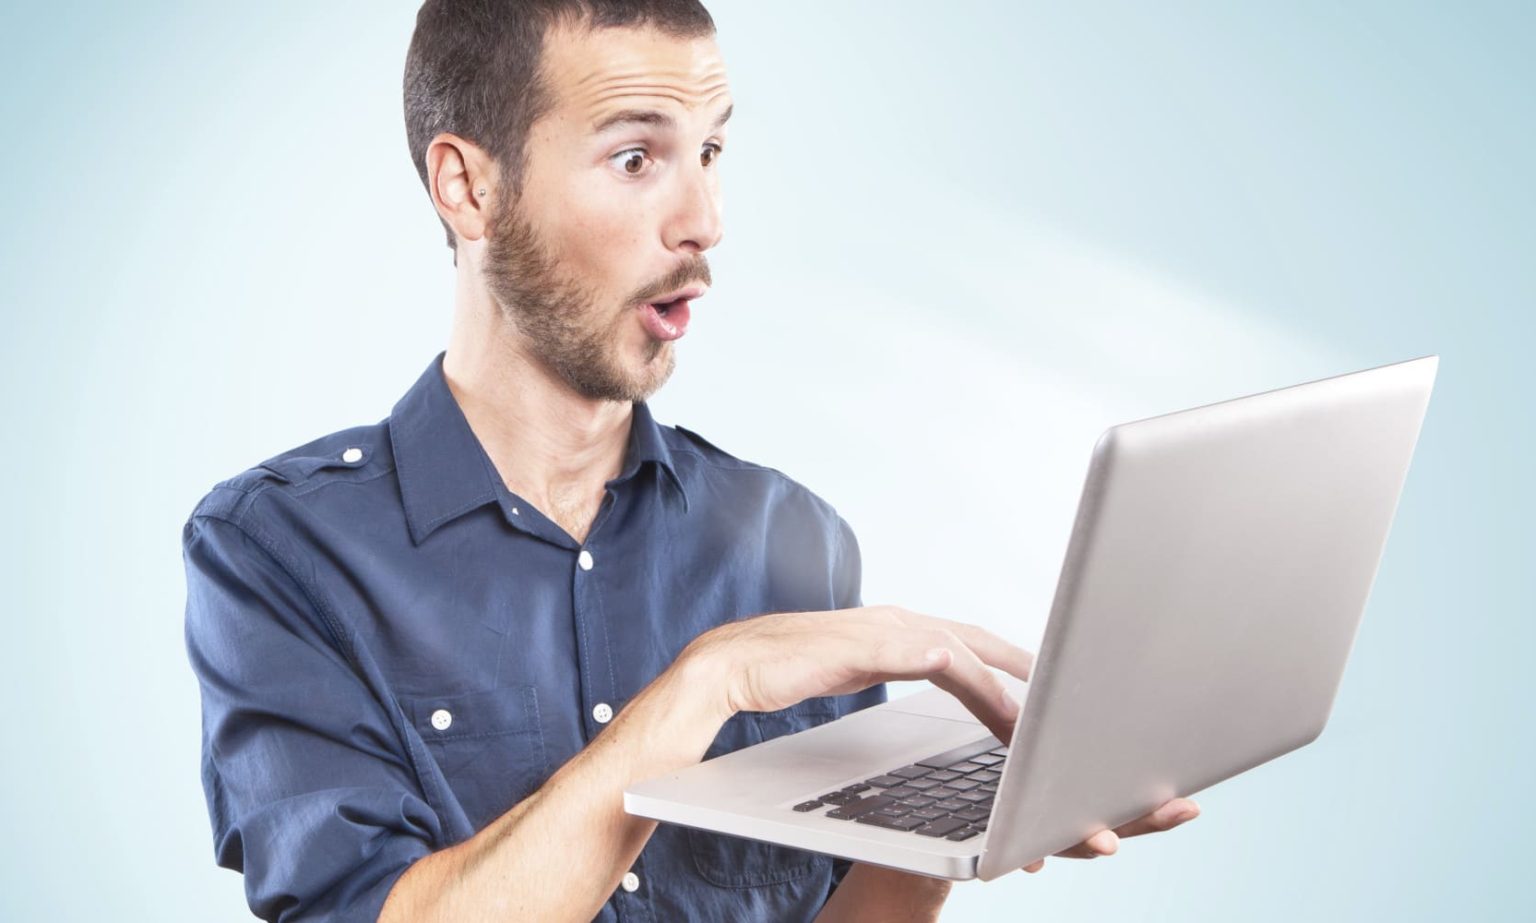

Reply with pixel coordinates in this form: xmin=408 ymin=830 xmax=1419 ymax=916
xmin=403 ymin=0 xmax=716 ymax=253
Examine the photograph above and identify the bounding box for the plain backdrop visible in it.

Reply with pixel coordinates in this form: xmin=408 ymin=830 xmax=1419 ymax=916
xmin=1 ymin=2 xmax=1532 ymax=920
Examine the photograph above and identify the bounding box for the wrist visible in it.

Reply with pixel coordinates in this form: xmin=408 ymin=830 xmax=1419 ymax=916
xmin=670 ymin=637 xmax=738 ymax=728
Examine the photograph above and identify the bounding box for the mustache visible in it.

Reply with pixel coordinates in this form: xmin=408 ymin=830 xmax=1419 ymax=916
xmin=635 ymin=256 xmax=712 ymax=305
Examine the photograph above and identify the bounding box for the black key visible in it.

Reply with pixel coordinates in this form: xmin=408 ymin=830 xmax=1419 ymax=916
xmin=969 ymin=770 xmax=1001 ymax=783
xmin=948 ymin=761 xmax=985 ymax=774
xmin=889 ymin=765 xmax=933 ymax=780
xmin=980 ymin=783 xmax=998 ymax=793
xmin=841 ymin=783 xmax=872 ymax=794
xmin=941 ymin=779 xmax=981 ymax=793
xmin=905 ymin=778 xmax=941 ymax=792
xmin=913 ymin=816 xmax=972 ymax=838
xmin=825 ymin=795 xmax=895 ymax=820
xmin=925 ymin=769 xmax=963 ymax=783
xmin=820 ymin=791 xmax=855 ymax=805
xmin=896 ymin=795 xmax=937 ymax=808
xmin=856 ymin=812 xmax=927 ymax=831
xmin=866 ymin=775 xmax=905 ymax=788
xmin=989 ymin=748 xmax=1008 ymax=757
xmin=910 ymin=807 xmax=948 ymax=820
xmin=792 ymin=800 xmax=824 ymax=812
xmin=954 ymin=806 xmax=989 ymax=822
xmin=933 ymin=798 xmax=968 ymax=811
xmin=972 ymin=820 xmax=989 ymax=831
xmin=945 ymin=827 xmax=982 ymax=841
xmin=885 ymin=786 xmax=920 ymax=799
xmin=956 ymin=791 xmax=991 ymax=804
xmin=915 ymin=737 xmax=1002 ymax=769
xmin=968 ymin=754 xmax=1004 ymax=767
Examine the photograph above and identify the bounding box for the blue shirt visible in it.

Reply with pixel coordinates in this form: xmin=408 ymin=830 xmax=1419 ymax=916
xmin=182 ymin=351 xmax=887 ymax=922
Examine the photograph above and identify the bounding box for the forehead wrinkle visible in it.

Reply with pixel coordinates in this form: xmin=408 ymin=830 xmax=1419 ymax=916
xmin=587 ymin=85 xmax=729 ymax=109
xmin=574 ymin=81 xmax=732 ymax=134
xmin=573 ymin=63 xmax=728 ymax=92
xmin=577 ymin=78 xmax=730 ymax=107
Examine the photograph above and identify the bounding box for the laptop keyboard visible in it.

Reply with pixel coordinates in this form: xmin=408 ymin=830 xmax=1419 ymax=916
xmin=788 ymin=737 xmax=1006 ymax=842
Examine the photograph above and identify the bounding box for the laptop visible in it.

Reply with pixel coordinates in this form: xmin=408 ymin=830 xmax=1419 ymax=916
xmin=624 ymin=355 xmax=1438 ymax=880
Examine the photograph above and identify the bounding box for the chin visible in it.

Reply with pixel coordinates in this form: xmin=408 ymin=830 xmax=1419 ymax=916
xmin=632 ymin=355 xmax=676 ymax=401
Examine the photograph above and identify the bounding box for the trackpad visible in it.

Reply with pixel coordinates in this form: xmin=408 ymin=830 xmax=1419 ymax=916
xmin=881 ymin=676 xmax=1028 ymax=723
xmin=687 ymin=707 xmax=999 ymax=806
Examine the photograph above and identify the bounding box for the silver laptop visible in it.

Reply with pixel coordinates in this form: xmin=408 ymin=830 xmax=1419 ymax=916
xmin=624 ymin=355 xmax=1438 ymax=880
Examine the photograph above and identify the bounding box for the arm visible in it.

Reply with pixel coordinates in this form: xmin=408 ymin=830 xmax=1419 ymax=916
xmin=386 ymin=602 xmax=1036 ymax=921
xmin=379 ymin=652 xmax=729 ymax=921
xmin=815 ymin=863 xmax=953 ymax=923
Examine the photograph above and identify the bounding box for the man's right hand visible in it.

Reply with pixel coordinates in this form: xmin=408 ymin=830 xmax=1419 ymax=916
xmin=679 ymin=605 xmax=1036 ymax=745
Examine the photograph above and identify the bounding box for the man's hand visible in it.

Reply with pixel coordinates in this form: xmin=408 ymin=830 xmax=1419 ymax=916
xmin=682 ymin=604 xmax=1034 ymax=744
xmin=1020 ymin=796 xmax=1202 ymax=873
xmin=681 ymin=605 xmax=1202 ymax=878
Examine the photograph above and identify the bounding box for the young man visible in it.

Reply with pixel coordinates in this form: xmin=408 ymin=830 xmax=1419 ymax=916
xmin=182 ymin=2 xmax=1200 ymax=920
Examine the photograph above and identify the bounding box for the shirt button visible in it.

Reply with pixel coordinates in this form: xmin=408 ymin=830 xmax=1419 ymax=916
xmin=578 ymin=549 xmax=594 ymax=571
xmin=621 ymin=871 xmax=640 ymax=893
xmin=341 ymin=447 xmax=363 ymax=463
xmin=430 ymin=709 xmax=453 ymax=731
xmin=592 ymin=702 xmax=613 ymax=724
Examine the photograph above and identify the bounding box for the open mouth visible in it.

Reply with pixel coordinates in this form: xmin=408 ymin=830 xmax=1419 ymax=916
xmin=638 ymin=297 xmax=692 ymax=341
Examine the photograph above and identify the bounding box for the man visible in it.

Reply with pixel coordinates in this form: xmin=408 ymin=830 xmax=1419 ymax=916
xmin=182 ymin=1 xmax=1200 ymax=920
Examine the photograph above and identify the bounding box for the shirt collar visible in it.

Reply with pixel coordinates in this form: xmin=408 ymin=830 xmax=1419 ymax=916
xmin=389 ymin=351 xmax=688 ymax=545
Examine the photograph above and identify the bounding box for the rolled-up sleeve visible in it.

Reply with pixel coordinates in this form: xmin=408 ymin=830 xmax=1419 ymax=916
xmin=183 ymin=510 xmax=442 ymax=922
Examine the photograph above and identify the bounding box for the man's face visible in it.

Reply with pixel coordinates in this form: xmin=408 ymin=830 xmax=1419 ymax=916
xmin=483 ymin=21 xmax=730 ymax=404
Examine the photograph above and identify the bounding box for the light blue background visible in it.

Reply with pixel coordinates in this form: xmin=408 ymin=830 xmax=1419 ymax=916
xmin=2 ymin=2 xmax=1531 ymax=920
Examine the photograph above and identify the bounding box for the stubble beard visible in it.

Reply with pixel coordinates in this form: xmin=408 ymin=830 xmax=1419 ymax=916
xmin=482 ymin=200 xmax=675 ymax=404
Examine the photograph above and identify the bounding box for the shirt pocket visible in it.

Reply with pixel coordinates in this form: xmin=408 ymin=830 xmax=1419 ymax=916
xmin=688 ymin=697 xmax=840 ymax=889
xmin=401 ymin=683 xmax=550 ymax=833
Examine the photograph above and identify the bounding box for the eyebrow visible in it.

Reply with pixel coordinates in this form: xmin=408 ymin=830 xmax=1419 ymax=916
xmin=592 ymin=103 xmax=733 ymax=135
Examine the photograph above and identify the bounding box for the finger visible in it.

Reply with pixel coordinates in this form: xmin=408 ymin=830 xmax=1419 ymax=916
xmin=1053 ymin=828 xmax=1119 ymax=859
xmin=1111 ymin=798 xmax=1201 ymax=839
xmin=894 ymin=610 xmax=1035 ymax=681
xmin=941 ymin=621 xmax=1036 ymax=682
xmin=1022 ymin=858 xmax=1045 ymax=873
xmin=919 ymin=631 xmax=1019 ymax=743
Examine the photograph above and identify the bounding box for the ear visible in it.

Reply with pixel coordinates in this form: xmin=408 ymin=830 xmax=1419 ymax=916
xmin=425 ymin=132 xmax=498 ymax=245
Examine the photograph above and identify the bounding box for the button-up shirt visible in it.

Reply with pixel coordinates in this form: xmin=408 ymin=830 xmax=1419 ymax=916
xmin=182 ymin=351 xmax=887 ymax=922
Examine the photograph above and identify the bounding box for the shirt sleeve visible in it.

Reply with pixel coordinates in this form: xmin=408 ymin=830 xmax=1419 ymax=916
xmin=183 ymin=510 xmax=443 ymax=922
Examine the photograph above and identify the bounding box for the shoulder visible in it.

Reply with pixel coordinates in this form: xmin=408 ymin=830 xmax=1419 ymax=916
xmin=186 ymin=419 xmax=393 ymax=528
xmin=662 ymin=422 xmax=849 ymax=531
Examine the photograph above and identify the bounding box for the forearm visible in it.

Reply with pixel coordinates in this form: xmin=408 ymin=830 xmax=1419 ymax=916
xmin=380 ymin=652 xmax=731 ymax=922
xmin=814 ymin=863 xmax=953 ymax=923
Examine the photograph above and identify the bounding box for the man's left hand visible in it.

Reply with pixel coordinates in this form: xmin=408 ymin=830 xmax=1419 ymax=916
xmin=1020 ymin=797 xmax=1202 ymax=873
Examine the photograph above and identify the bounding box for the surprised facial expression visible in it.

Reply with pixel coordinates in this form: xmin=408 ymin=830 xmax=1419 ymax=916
xmin=484 ymin=21 xmax=731 ymax=403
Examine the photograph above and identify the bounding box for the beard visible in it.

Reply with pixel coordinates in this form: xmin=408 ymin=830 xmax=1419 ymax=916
xmin=481 ymin=198 xmax=708 ymax=404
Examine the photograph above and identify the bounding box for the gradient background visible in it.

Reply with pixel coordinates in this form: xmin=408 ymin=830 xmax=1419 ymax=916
xmin=2 ymin=1 xmax=1531 ymax=920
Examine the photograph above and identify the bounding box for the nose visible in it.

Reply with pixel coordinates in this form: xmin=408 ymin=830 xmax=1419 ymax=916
xmin=662 ymin=159 xmax=723 ymax=254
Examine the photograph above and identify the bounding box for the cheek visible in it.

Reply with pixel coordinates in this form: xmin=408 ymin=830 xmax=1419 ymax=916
xmin=557 ymin=200 xmax=653 ymax=286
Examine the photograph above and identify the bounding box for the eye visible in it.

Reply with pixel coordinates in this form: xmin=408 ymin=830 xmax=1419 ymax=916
xmin=611 ymin=148 xmax=651 ymax=176
xmin=701 ymin=142 xmax=724 ymax=167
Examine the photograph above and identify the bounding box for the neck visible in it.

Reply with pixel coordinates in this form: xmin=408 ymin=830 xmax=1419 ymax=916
xmin=442 ymin=262 xmax=631 ymax=542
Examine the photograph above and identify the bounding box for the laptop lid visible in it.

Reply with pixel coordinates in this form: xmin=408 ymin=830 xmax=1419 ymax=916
xmin=979 ymin=356 xmax=1438 ymax=878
